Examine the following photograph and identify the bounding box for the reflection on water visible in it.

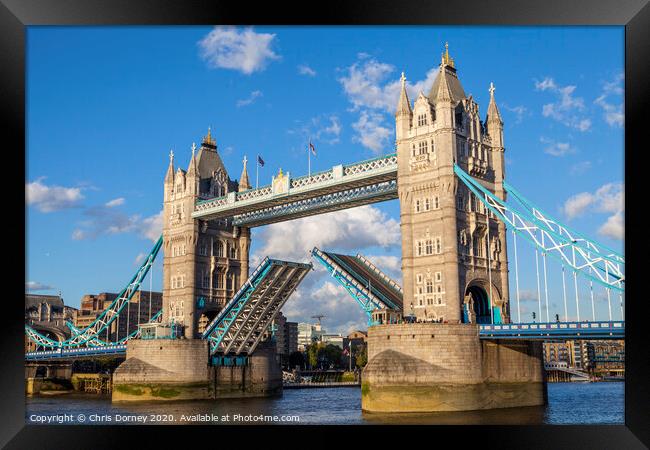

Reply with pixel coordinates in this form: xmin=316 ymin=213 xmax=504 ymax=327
xmin=25 ymin=382 xmax=623 ymax=425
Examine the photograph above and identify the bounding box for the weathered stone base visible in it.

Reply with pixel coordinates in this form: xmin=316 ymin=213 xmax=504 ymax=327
xmin=112 ymin=339 xmax=211 ymax=402
xmin=362 ymin=381 xmax=546 ymax=413
xmin=112 ymin=339 xmax=282 ymax=402
xmin=362 ymin=323 xmax=547 ymax=413
xmin=112 ymin=382 xmax=211 ymax=402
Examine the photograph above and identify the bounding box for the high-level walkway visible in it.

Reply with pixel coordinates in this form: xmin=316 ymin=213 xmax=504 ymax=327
xmin=192 ymin=154 xmax=397 ymax=227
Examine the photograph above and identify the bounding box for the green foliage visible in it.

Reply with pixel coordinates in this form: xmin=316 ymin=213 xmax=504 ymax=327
xmin=355 ymin=345 xmax=368 ymax=368
xmin=341 ymin=371 xmax=356 ymax=382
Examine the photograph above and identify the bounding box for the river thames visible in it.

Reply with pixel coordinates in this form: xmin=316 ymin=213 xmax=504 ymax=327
xmin=25 ymin=381 xmax=623 ymax=425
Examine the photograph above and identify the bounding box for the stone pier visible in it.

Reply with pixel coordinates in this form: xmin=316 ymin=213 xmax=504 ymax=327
xmin=361 ymin=323 xmax=547 ymax=413
xmin=112 ymin=339 xmax=282 ymax=402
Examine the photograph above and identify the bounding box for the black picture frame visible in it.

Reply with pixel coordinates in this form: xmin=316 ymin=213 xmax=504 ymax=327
xmin=3 ymin=0 xmax=648 ymax=447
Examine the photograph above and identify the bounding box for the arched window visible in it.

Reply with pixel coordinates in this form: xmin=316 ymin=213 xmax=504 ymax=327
xmin=216 ymin=241 xmax=224 ymax=257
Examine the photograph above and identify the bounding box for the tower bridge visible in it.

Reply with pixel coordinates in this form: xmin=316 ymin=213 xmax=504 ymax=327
xmin=25 ymin=43 xmax=624 ymax=411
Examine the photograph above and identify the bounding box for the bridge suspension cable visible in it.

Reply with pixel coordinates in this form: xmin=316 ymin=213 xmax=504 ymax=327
xmin=453 ymin=164 xmax=624 ymax=292
xmin=512 ymin=230 xmax=521 ymax=323
xmin=25 ymin=235 xmax=163 ymax=349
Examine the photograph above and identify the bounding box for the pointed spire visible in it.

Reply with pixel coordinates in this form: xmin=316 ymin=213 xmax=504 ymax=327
xmin=486 ymin=82 xmax=503 ymax=124
xmin=442 ymin=42 xmax=455 ymax=68
xmin=165 ymin=149 xmax=175 ymax=183
xmin=187 ymin=142 xmax=198 ymax=176
xmin=396 ymin=72 xmax=412 ymax=116
xmin=239 ymin=155 xmax=251 ymax=191
xmin=202 ymin=126 xmax=216 ymax=149
xmin=435 ymin=65 xmax=453 ymax=103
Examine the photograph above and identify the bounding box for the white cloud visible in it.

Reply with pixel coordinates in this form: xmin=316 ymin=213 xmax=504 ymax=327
xmin=73 ymin=206 xmax=163 ymax=243
xmin=26 ymin=281 xmax=55 ymax=291
xmin=252 ymin=204 xmax=400 ymax=264
xmin=253 ymin=205 xmax=401 ymax=334
xmin=297 ymin=64 xmax=316 ymax=76
xmin=519 ymin=289 xmax=539 ymax=302
xmin=282 ymin=281 xmax=368 ymax=336
xmin=198 ymin=26 xmax=279 ymax=74
xmin=352 ymin=111 xmax=392 ymax=153
xmin=569 ymin=161 xmax=592 ymax=175
xmin=236 ymin=90 xmax=263 ymax=107
xmin=134 ymin=252 xmax=146 ymax=265
xmin=562 ymin=192 xmax=595 ymax=220
xmin=288 ymin=114 xmax=342 ymax=145
xmin=598 ymin=211 xmax=624 ymax=240
xmin=535 ymin=77 xmax=591 ymax=131
xmin=562 ymin=182 xmax=624 ymax=241
xmin=105 ymin=197 xmax=125 ymax=208
xmin=540 ymin=136 xmax=576 ymax=157
xmin=502 ymin=104 xmax=528 ymax=124
xmin=338 ymin=54 xmax=439 ymax=153
xmin=594 ymin=73 xmax=624 ymax=128
xmin=26 ymin=179 xmax=84 ymax=212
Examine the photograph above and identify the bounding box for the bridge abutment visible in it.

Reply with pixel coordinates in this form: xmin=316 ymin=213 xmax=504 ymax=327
xmin=112 ymin=339 xmax=282 ymax=402
xmin=361 ymin=323 xmax=546 ymax=413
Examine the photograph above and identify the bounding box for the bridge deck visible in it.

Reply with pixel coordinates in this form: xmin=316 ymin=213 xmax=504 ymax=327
xmin=25 ymin=344 xmax=127 ymax=361
xmin=192 ymin=154 xmax=397 ymax=226
xmin=202 ymin=257 xmax=312 ymax=355
xmin=312 ymin=248 xmax=403 ymax=311
xmin=479 ymin=321 xmax=624 ymax=340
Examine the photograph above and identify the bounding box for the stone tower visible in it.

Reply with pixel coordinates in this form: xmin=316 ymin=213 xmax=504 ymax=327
xmin=162 ymin=128 xmax=251 ymax=338
xmin=395 ymin=44 xmax=510 ymax=324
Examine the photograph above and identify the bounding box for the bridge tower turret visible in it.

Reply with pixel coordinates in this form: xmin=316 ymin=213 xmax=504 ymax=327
xmin=162 ymin=128 xmax=251 ymax=338
xmin=395 ymin=43 xmax=510 ymax=324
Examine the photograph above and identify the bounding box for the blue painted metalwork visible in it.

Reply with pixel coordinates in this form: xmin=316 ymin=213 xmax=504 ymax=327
xmin=503 ymin=180 xmax=624 ymax=262
xmin=478 ymin=320 xmax=624 ymax=340
xmin=453 ymin=165 xmax=624 ymax=292
xmin=311 ymin=248 xmax=395 ymax=326
xmin=231 ymin=180 xmax=397 ymax=227
xmin=25 ymin=235 xmax=163 ymax=348
xmin=25 ymin=344 xmax=127 ymax=360
xmin=201 ymin=257 xmax=274 ymax=342
xmin=65 ymin=309 xmax=163 ymax=347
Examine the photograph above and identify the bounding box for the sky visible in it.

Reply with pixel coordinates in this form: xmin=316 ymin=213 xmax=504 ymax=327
xmin=26 ymin=26 xmax=624 ymax=334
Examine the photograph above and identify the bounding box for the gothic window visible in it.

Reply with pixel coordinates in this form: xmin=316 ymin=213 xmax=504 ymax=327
xmin=424 ymin=198 xmax=430 ymax=211
xmin=435 ymin=272 xmax=442 ymax=282
xmin=425 ymin=239 xmax=433 ymax=255
xmin=474 ymin=234 xmax=483 ymax=257
xmin=216 ymin=241 xmax=224 ymax=257
xmin=435 ymin=237 xmax=442 ymax=254
xmin=229 ymin=246 xmax=237 ymax=259
xmin=426 ymin=280 xmax=433 ymax=294
xmin=198 ymin=241 xmax=208 ymax=256
xmin=415 ymin=199 xmax=421 ymax=213
xmin=433 ymin=196 xmax=440 ymax=210
xmin=417 ymin=114 xmax=427 ymax=127
xmin=418 ymin=141 xmax=428 ymax=155
xmin=416 ymin=241 xmax=423 ymax=256
xmin=416 ymin=274 xmax=423 ymax=284
xmin=216 ymin=274 xmax=223 ymax=289
xmin=412 ymin=144 xmax=416 ymax=157
xmin=202 ymin=271 xmax=209 ymax=289
xmin=456 ymin=194 xmax=465 ymax=211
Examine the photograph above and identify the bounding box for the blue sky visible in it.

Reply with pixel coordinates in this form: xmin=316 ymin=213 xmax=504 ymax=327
xmin=26 ymin=26 xmax=624 ymax=333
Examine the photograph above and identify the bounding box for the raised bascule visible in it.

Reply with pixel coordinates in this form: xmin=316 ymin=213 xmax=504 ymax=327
xmin=25 ymin=44 xmax=625 ymax=411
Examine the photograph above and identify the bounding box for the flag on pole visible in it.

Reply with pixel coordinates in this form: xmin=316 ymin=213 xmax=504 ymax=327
xmin=309 ymin=140 xmax=316 ymax=156
xmin=257 ymin=155 xmax=265 ymax=167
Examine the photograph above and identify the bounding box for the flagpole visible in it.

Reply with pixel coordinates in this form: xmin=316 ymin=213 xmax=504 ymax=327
xmin=308 ymin=142 xmax=311 ymax=176
xmin=256 ymin=157 xmax=259 ymax=189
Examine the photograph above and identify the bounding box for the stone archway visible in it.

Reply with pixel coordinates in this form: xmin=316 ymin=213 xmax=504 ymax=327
xmin=197 ymin=308 xmax=221 ymax=335
xmin=463 ymin=279 xmax=503 ymax=324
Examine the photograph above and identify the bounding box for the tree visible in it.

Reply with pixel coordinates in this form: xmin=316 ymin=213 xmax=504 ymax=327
xmin=355 ymin=345 xmax=368 ymax=368
xmin=307 ymin=343 xmax=321 ymax=369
